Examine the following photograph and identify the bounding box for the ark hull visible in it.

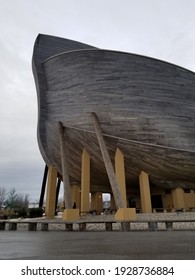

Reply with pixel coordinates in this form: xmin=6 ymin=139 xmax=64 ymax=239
xmin=32 ymin=34 xmax=195 ymax=191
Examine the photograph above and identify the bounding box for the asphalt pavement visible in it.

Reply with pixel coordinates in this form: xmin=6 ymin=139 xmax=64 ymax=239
xmin=0 ymin=231 xmax=195 ymax=260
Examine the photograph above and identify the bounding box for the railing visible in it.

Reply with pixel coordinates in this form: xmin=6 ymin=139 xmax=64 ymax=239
xmin=1 ymin=219 xmax=195 ymax=231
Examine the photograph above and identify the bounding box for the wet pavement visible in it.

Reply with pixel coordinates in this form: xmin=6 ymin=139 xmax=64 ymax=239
xmin=0 ymin=231 xmax=195 ymax=260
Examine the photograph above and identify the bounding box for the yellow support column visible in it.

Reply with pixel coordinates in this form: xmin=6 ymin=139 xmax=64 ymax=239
xmin=59 ymin=122 xmax=79 ymax=221
xmin=91 ymin=192 xmax=102 ymax=213
xmin=81 ymin=148 xmax=90 ymax=215
xmin=114 ymin=148 xmax=136 ymax=221
xmin=45 ymin=166 xmax=57 ymax=219
xmin=115 ymin=148 xmax=127 ymax=207
xmin=71 ymin=185 xmax=81 ymax=211
xmin=139 ymin=171 xmax=152 ymax=213
xmin=171 ymin=188 xmax=185 ymax=210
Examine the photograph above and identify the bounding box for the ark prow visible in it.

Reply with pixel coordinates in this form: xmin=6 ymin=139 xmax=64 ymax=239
xmin=32 ymin=34 xmax=195 ymax=213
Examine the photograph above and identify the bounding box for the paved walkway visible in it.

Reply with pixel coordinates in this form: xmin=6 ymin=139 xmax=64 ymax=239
xmin=0 ymin=231 xmax=195 ymax=259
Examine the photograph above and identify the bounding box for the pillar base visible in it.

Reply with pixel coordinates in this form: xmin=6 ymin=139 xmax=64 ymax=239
xmin=115 ymin=208 xmax=136 ymax=221
xmin=62 ymin=209 xmax=80 ymax=221
xmin=46 ymin=215 xmax=55 ymax=220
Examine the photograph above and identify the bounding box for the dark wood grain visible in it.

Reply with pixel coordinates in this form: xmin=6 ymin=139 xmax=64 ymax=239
xmin=32 ymin=34 xmax=195 ymax=192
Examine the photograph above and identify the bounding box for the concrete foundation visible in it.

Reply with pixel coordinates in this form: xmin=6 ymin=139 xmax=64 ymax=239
xmin=115 ymin=208 xmax=136 ymax=221
xmin=62 ymin=209 xmax=80 ymax=221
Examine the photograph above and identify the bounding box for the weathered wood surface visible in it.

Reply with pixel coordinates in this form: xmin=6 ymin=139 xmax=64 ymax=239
xmin=91 ymin=112 xmax=125 ymax=208
xmin=32 ymin=34 xmax=195 ymax=191
xmin=32 ymin=34 xmax=95 ymax=165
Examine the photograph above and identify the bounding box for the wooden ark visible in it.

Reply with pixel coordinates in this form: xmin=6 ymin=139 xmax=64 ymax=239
xmin=32 ymin=34 xmax=195 ymax=194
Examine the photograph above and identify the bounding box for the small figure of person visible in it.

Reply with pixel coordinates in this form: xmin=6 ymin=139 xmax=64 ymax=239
xmin=73 ymin=202 xmax=76 ymax=209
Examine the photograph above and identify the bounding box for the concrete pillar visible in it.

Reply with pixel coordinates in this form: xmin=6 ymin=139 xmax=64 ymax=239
xmin=45 ymin=166 xmax=57 ymax=219
xmin=114 ymin=155 xmax=137 ymax=219
xmin=115 ymin=148 xmax=127 ymax=207
xmin=91 ymin=192 xmax=102 ymax=213
xmin=71 ymin=185 xmax=81 ymax=210
xmin=171 ymin=188 xmax=185 ymax=210
xmin=81 ymin=148 xmax=90 ymax=214
xmin=139 ymin=171 xmax=152 ymax=213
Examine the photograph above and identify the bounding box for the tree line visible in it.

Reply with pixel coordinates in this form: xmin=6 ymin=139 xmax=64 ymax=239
xmin=0 ymin=187 xmax=32 ymax=219
xmin=0 ymin=187 xmax=29 ymax=209
xmin=0 ymin=187 xmax=44 ymax=219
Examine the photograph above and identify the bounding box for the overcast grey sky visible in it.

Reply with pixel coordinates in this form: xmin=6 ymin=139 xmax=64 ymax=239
xmin=0 ymin=0 xmax=195 ymax=202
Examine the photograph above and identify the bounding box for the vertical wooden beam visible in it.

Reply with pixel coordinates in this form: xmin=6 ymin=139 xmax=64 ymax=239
xmin=39 ymin=164 xmax=48 ymax=208
xmin=115 ymin=148 xmax=127 ymax=207
xmin=45 ymin=166 xmax=57 ymax=219
xmin=81 ymin=148 xmax=90 ymax=214
xmin=91 ymin=112 xmax=125 ymax=209
xmin=139 ymin=171 xmax=152 ymax=213
xmin=55 ymin=179 xmax=61 ymax=211
xmin=58 ymin=121 xmax=72 ymax=209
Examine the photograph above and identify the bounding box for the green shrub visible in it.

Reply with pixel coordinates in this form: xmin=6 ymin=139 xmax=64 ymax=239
xmin=17 ymin=208 xmax=28 ymax=218
xmin=28 ymin=207 xmax=43 ymax=218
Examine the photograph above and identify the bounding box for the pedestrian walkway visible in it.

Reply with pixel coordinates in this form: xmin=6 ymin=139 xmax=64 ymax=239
xmin=0 ymin=230 xmax=195 ymax=259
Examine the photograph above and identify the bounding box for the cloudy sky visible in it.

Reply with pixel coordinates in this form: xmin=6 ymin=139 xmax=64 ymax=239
xmin=0 ymin=0 xmax=195 ymax=202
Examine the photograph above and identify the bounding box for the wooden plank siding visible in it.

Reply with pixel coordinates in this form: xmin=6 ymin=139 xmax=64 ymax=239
xmin=32 ymin=34 xmax=195 ymax=192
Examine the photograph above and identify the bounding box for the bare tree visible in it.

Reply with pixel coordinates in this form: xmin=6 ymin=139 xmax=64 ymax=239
xmin=2 ymin=188 xmax=30 ymax=210
xmin=0 ymin=187 xmax=7 ymax=209
xmin=15 ymin=193 xmax=29 ymax=209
